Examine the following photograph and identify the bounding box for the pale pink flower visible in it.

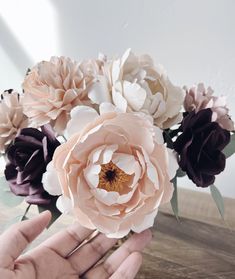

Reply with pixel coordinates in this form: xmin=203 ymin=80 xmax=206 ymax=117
xmin=88 ymin=49 xmax=185 ymax=129
xmin=22 ymin=56 xmax=93 ymax=134
xmin=0 ymin=90 xmax=28 ymax=152
xmin=184 ymin=83 xmax=234 ymax=131
xmin=43 ymin=103 xmax=178 ymax=238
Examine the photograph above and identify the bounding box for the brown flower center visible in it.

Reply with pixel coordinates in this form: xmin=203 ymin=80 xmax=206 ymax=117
xmin=98 ymin=161 xmax=131 ymax=193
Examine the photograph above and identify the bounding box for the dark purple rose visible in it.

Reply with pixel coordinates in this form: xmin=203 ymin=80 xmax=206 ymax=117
xmin=173 ymin=108 xmax=230 ymax=187
xmin=4 ymin=125 xmax=60 ymax=205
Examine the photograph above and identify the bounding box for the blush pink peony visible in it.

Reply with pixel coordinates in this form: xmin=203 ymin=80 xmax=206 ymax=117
xmin=22 ymin=56 xmax=93 ymax=134
xmin=43 ymin=103 xmax=178 ymax=238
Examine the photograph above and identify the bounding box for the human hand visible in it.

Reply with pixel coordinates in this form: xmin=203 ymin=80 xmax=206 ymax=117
xmin=0 ymin=211 xmax=152 ymax=279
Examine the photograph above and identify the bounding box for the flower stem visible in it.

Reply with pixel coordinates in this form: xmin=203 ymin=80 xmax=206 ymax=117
xmin=21 ymin=204 xmax=31 ymax=221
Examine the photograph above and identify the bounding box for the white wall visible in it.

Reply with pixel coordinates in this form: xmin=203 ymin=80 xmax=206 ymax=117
xmin=0 ymin=0 xmax=234 ymax=197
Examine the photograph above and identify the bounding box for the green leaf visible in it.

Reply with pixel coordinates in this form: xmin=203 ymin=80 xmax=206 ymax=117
xmin=223 ymin=133 xmax=235 ymax=158
xmin=170 ymin=176 xmax=179 ymax=221
xmin=0 ymin=177 xmax=24 ymax=207
xmin=38 ymin=197 xmax=61 ymax=228
xmin=176 ymin=167 xmax=186 ymax=178
xmin=210 ymin=184 xmax=225 ymax=219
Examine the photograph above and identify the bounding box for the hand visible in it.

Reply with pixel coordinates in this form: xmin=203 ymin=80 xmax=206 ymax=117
xmin=0 ymin=211 xmax=152 ymax=279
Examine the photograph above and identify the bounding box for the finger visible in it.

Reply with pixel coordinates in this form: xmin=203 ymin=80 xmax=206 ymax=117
xmin=0 ymin=210 xmax=51 ymax=269
xmin=110 ymin=252 xmax=142 ymax=279
xmin=69 ymin=233 xmax=117 ymax=275
xmin=41 ymin=222 xmax=94 ymax=257
xmin=84 ymin=229 xmax=151 ymax=278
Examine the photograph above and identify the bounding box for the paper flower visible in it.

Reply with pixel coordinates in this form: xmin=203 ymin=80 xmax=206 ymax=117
xmin=184 ymin=83 xmax=234 ymax=131
xmin=0 ymin=90 xmax=28 ymax=153
xmin=88 ymin=49 xmax=185 ymax=129
xmin=4 ymin=125 xmax=60 ymax=205
xmin=43 ymin=103 xmax=178 ymax=238
xmin=174 ymin=109 xmax=230 ymax=187
xmin=22 ymin=56 xmax=93 ymax=134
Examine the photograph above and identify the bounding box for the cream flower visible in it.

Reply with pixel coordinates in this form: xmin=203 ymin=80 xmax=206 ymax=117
xmin=43 ymin=103 xmax=178 ymax=238
xmin=88 ymin=49 xmax=185 ymax=129
xmin=0 ymin=90 xmax=28 ymax=153
xmin=22 ymin=56 xmax=93 ymax=134
xmin=184 ymin=83 xmax=234 ymax=131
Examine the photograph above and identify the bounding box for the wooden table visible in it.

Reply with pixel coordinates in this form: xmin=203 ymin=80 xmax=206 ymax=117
xmin=137 ymin=189 xmax=235 ymax=279
xmin=138 ymin=212 xmax=235 ymax=278
xmin=1 ymin=189 xmax=235 ymax=278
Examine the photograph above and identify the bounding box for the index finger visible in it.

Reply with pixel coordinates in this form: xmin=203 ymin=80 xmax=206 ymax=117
xmin=0 ymin=211 xmax=51 ymax=269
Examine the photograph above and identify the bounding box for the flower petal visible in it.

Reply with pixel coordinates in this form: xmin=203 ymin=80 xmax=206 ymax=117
xmin=56 ymin=195 xmax=73 ymax=214
xmin=99 ymin=102 xmax=121 ymax=115
xmin=42 ymin=162 xmax=62 ymax=196
xmin=112 ymin=83 xmax=127 ymax=112
xmin=83 ymin=164 xmax=101 ymax=188
xmin=66 ymin=106 xmax=99 ymax=137
xmin=112 ymin=153 xmax=137 ymax=175
xmin=88 ymin=77 xmax=111 ymax=104
xmin=131 ymin=209 xmax=158 ymax=233
xmin=123 ymin=81 xmax=146 ymax=111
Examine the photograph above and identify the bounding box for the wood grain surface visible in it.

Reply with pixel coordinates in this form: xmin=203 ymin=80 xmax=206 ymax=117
xmin=0 ymin=188 xmax=235 ymax=278
xmin=137 ymin=212 xmax=235 ymax=278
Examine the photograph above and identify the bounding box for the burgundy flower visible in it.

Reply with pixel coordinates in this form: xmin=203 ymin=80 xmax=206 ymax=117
xmin=173 ymin=108 xmax=230 ymax=187
xmin=4 ymin=125 xmax=60 ymax=205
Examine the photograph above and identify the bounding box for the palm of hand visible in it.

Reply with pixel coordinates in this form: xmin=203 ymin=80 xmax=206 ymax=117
xmin=1 ymin=247 xmax=76 ymax=279
xmin=0 ymin=211 xmax=151 ymax=279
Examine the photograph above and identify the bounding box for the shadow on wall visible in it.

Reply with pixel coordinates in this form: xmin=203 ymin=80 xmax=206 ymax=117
xmin=0 ymin=15 xmax=33 ymax=76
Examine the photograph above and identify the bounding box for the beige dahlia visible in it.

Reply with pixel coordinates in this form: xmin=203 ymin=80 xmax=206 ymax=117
xmin=0 ymin=90 xmax=28 ymax=152
xmin=43 ymin=104 xmax=178 ymax=238
xmin=88 ymin=49 xmax=185 ymax=129
xmin=22 ymin=56 xmax=93 ymax=134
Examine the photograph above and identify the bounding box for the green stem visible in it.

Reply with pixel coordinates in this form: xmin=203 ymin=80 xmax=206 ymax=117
xmin=20 ymin=204 xmax=31 ymax=221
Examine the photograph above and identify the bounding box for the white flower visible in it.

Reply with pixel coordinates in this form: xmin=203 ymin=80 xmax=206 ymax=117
xmin=88 ymin=49 xmax=185 ymax=129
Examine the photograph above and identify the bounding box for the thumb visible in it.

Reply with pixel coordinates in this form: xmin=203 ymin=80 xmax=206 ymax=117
xmin=0 ymin=210 xmax=51 ymax=269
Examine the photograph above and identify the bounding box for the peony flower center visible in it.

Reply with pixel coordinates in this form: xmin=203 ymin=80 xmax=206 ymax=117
xmin=98 ymin=161 xmax=131 ymax=193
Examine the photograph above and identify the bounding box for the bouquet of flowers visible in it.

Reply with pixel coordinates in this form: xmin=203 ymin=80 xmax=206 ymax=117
xmin=0 ymin=49 xmax=234 ymax=236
